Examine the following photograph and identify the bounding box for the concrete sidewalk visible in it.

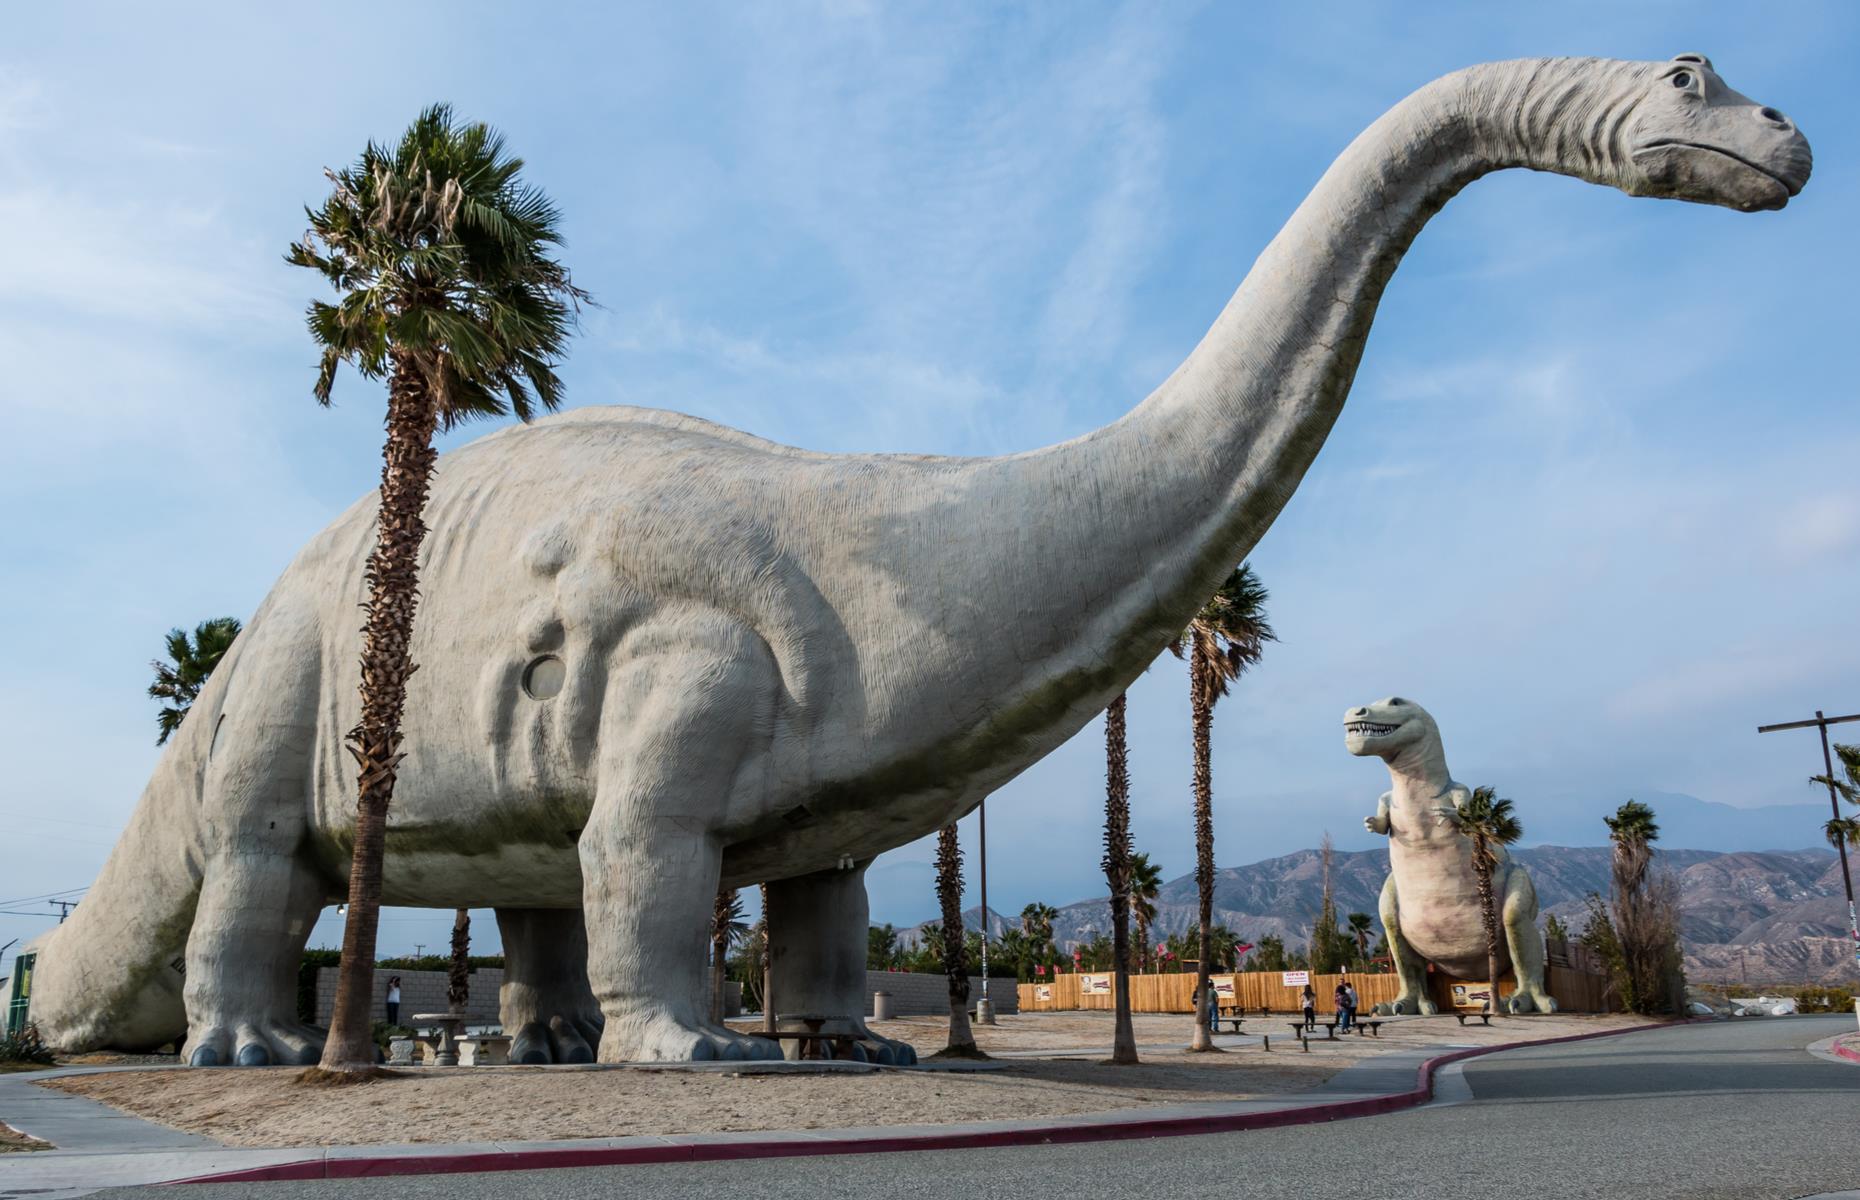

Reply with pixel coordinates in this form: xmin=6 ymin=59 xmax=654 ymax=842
xmin=0 ymin=1025 xmax=1660 ymax=1197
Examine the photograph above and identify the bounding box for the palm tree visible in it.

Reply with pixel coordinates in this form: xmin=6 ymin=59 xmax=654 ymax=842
xmin=148 ymin=617 xmax=241 ymax=745
xmin=935 ymin=823 xmax=978 ymax=1054
xmin=1604 ymin=799 xmax=1660 ymax=895
xmin=994 ymin=929 xmax=1033 ymax=981
xmin=1100 ymin=694 xmax=1139 ymax=1064
xmin=446 ymin=908 xmax=471 ymax=1012
xmin=1811 ymin=744 xmax=1860 ymax=933
xmin=1825 ymin=817 xmax=1860 ymax=851
xmin=290 ymin=104 xmax=589 ymax=1074
xmin=1347 ymin=912 xmax=1375 ymax=964
xmin=1020 ymin=902 xmax=1058 ymax=962
xmin=1171 ymin=564 xmax=1274 ymax=1050
xmin=710 ymin=888 xmax=747 ymax=1024
xmin=1128 ymin=852 xmax=1163 ymax=973
xmin=1458 ymin=786 xmax=1522 ymax=1017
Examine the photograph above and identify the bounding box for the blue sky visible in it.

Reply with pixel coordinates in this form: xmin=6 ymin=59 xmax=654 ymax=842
xmin=3 ymin=3 xmax=1857 ymax=973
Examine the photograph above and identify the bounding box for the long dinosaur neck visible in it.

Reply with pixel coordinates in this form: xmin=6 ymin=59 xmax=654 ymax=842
xmin=1028 ymin=58 xmax=1647 ymax=672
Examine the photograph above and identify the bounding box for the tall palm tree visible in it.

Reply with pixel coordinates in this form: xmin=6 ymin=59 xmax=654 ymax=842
xmin=1811 ymin=743 xmax=1860 ymax=939
xmin=710 ymin=888 xmax=747 ymax=1024
xmin=446 ymin=908 xmax=471 ymax=1012
xmin=1604 ymin=799 xmax=1660 ymax=896
xmin=1100 ymin=694 xmax=1139 ymax=1065
xmin=1825 ymin=817 xmax=1860 ymax=853
xmin=1128 ymin=852 xmax=1163 ymax=973
xmin=935 ymin=823 xmax=978 ymax=1054
xmin=1347 ymin=912 xmax=1375 ymax=964
xmin=1170 ymin=564 xmax=1274 ymax=1050
xmin=1458 ymin=786 xmax=1522 ymax=1017
xmin=148 ymin=617 xmax=242 ymax=745
xmin=289 ymin=104 xmax=589 ymax=1074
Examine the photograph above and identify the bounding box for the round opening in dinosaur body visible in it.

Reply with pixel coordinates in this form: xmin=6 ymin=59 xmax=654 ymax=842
xmin=522 ymin=655 xmax=565 ymax=700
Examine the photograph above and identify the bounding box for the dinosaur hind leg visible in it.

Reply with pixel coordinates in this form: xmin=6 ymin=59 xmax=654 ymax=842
xmin=497 ymin=907 xmax=603 ymax=1064
xmin=1501 ymin=867 xmax=1557 ymax=1014
xmin=766 ymin=860 xmax=917 ymax=1065
xmin=1376 ymin=873 xmax=1436 ymax=1016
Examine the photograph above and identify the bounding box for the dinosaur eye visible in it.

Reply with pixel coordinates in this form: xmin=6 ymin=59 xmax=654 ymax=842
xmin=1671 ymin=72 xmax=1692 ymax=89
xmin=1389 ymin=697 xmax=1406 ymax=706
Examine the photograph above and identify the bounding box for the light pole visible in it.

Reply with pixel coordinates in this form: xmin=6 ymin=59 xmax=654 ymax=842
xmin=1757 ymin=709 xmax=1860 ymax=968
xmin=975 ymin=798 xmax=996 ymax=1024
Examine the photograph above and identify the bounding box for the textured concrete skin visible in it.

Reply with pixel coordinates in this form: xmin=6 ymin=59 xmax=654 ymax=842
xmin=1349 ymin=699 xmax=1556 ymax=1015
xmin=26 ymin=56 xmax=1808 ymax=1065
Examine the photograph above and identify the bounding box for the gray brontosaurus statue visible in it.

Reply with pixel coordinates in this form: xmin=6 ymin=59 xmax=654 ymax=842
xmin=1349 ymin=698 xmax=1555 ymax=1014
xmin=28 ymin=56 xmax=1806 ymax=1064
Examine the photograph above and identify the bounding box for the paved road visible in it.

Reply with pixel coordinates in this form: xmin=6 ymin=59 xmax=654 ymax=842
xmin=99 ymin=1017 xmax=1860 ymax=1200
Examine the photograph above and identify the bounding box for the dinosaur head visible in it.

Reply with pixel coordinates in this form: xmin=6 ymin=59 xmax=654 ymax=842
xmin=1342 ymin=696 xmax=1438 ymax=763
xmin=1621 ymin=54 xmax=1811 ymax=211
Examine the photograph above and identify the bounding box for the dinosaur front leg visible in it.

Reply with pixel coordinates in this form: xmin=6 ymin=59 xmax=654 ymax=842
xmin=579 ymin=641 xmax=782 ymax=1063
xmin=182 ymin=849 xmax=329 ymax=1066
xmin=766 ymin=861 xmax=918 ymax=1065
xmin=1374 ymin=873 xmax=1436 ymax=1016
xmin=497 ymin=908 xmax=603 ymax=1063
xmin=1500 ymin=866 xmax=1558 ymax=1014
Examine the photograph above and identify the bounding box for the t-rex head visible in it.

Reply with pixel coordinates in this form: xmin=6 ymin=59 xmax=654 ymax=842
xmin=1342 ymin=696 xmax=1438 ymax=763
xmin=1620 ymin=54 xmax=1811 ymax=212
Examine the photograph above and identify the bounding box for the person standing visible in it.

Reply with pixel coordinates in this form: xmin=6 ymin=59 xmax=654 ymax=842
xmin=1300 ymin=983 xmax=1316 ymax=1030
xmin=385 ymin=975 xmax=402 ymax=1026
xmin=1336 ymin=980 xmax=1357 ymax=1032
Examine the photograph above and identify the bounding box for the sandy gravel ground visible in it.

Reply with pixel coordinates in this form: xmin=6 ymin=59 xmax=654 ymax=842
xmin=42 ymin=1011 xmax=1648 ymax=1149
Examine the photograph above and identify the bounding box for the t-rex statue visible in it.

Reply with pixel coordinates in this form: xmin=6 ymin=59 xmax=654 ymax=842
xmin=27 ymin=55 xmax=1806 ymax=1064
xmin=1349 ymin=697 xmax=1555 ymax=1014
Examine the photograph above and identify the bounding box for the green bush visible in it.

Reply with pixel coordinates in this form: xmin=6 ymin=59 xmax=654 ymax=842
xmin=1794 ymin=984 xmax=1856 ymax=1012
xmin=0 ymin=1024 xmax=56 ymax=1066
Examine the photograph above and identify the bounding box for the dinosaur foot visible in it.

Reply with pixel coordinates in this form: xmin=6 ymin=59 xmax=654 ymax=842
xmin=1373 ymin=996 xmax=1439 ymax=1017
xmin=511 ymin=1014 xmax=603 ymax=1065
xmin=598 ymin=1013 xmax=784 ymax=1064
xmin=1507 ymin=989 xmax=1558 ymax=1015
xmin=185 ymin=1018 xmax=325 ymax=1067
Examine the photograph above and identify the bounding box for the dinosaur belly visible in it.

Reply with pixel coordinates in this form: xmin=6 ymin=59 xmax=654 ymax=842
xmin=1391 ymin=839 xmax=1512 ymax=981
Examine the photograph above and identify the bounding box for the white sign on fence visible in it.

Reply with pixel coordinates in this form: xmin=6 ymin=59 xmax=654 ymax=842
xmin=1081 ymin=972 xmax=1113 ymax=995
xmin=1281 ymin=970 xmax=1310 ymax=987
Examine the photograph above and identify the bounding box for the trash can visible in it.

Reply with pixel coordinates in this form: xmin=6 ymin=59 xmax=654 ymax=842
xmin=873 ymin=990 xmax=893 ymax=1021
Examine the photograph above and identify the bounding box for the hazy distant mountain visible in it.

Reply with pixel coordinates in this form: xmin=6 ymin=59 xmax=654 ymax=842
xmin=911 ymin=844 xmax=1855 ymax=984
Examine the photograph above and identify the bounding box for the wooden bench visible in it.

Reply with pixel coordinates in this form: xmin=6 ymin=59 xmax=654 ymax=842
xmin=748 ymin=1029 xmax=860 ymax=1061
xmin=1290 ymin=1020 xmax=1339 ymax=1041
xmin=1353 ymin=1019 xmax=1383 ymax=1038
xmin=1454 ymin=1011 xmax=1492 ymax=1026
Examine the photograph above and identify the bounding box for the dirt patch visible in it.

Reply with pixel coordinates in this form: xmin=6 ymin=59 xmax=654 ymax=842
xmin=41 ymin=1011 xmax=1650 ymax=1149
xmin=0 ymin=1122 xmax=50 ymax=1152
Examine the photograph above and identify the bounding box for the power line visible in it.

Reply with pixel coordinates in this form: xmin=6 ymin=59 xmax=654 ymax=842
xmin=0 ymin=886 xmax=88 ymax=910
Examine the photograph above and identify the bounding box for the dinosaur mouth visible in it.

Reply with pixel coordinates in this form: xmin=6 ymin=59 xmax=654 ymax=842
xmin=1345 ymin=721 xmax=1399 ymax=737
xmin=1634 ymin=139 xmax=1806 ymax=200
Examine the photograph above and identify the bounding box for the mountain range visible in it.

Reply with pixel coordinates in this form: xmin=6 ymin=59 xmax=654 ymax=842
xmin=917 ymin=844 xmax=1857 ymax=985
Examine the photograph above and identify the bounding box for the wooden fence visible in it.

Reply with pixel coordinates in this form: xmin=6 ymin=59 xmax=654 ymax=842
xmin=1019 ymin=965 xmax=1613 ymax=1014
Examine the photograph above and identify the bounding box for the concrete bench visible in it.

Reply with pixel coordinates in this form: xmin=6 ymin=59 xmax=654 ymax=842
xmin=457 ymin=1034 xmax=512 ymax=1066
xmin=1454 ymin=1011 xmax=1492 ymax=1027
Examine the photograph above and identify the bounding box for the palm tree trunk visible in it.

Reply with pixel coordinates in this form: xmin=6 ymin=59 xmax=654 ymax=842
xmin=447 ymin=908 xmax=470 ymax=1012
xmin=759 ymin=883 xmax=774 ymax=1034
xmin=1189 ymin=641 xmax=1217 ymax=1052
xmin=1101 ymin=693 xmax=1138 ymax=1065
xmin=319 ymin=357 xmax=440 ymax=1074
xmin=936 ymin=824 xmax=977 ymax=1053
xmin=1474 ymin=848 xmax=1503 ymax=1018
xmin=710 ymin=887 xmax=730 ymax=1026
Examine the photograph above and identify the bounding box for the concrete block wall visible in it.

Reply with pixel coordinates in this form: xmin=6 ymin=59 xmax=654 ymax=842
xmin=314 ymin=967 xmax=502 ymax=1026
xmin=862 ymin=971 xmax=1018 ymax=1017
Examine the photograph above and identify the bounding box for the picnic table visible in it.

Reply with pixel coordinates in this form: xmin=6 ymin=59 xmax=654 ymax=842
xmin=412 ymin=1012 xmax=464 ymax=1067
xmin=751 ymin=1013 xmax=863 ymax=1062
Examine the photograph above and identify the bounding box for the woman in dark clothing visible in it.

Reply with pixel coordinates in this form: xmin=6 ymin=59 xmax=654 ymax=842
xmin=1301 ymin=983 xmax=1316 ymax=1030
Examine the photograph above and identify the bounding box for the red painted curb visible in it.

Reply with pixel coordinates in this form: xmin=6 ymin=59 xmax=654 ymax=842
xmin=164 ymin=1020 xmax=1679 ymax=1186
xmin=1831 ymin=1038 xmax=1860 ymax=1065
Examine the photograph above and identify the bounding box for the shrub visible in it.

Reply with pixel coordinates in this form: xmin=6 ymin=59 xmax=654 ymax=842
xmin=0 ymin=1024 xmax=56 ymax=1066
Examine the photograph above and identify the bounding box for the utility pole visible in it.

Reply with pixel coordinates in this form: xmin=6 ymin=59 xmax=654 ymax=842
xmin=48 ymin=899 xmax=77 ymax=923
xmin=1757 ymin=709 xmax=1860 ymax=968
xmin=413 ymin=943 xmax=425 ymax=959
